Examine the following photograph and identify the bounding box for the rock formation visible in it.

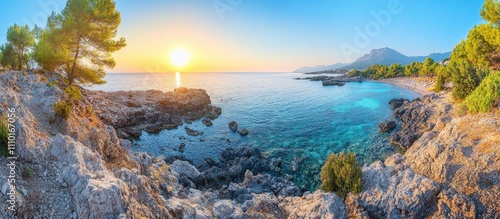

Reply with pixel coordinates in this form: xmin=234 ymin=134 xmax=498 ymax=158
xmin=0 ymin=71 xmax=498 ymax=218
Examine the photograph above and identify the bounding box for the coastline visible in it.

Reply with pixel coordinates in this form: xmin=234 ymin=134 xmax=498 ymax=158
xmin=378 ymin=77 xmax=435 ymax=96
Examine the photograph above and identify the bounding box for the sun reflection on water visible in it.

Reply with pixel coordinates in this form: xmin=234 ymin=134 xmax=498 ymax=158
xmin=175 ymin=72 xmax=181 ymax=87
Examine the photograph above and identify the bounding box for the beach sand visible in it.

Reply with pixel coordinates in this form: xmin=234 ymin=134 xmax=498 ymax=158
xmin=380 ymin=77 xmax=435 ymax=96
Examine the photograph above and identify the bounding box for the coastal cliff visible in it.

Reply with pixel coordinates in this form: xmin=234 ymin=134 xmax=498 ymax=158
xmin=0 ymin=71 xmax=498 ymax=218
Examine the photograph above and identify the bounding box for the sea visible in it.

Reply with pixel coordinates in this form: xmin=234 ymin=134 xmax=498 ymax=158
xmin=87 ymin=72 xmax=420 ymax=191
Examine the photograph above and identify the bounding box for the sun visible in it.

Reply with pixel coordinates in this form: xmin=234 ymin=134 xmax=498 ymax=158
xmin=170 ymin=49 xmax=190 ymax=67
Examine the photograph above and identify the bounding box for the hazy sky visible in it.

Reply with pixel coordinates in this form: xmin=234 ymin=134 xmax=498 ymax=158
xmin=0 ymin=0 xmax=485 ymax=72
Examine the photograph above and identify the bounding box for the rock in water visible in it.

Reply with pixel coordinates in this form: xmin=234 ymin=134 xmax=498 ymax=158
xmin=229 ymin=121 xmax=238 ymax=132
xmin=202 ymin=118 xmax=213 ymax=127
xmin=238 ymin=128 xmax=249 ymax=136
xmin=322 ymin=80 xmax=345 ymax=86
xmin=378 ymin=120 xmax=397 ymax=133
xmin=388 ymin=98 xmax=409 ymax=110
xmin=184 ymin=127 xmax=203 ymax=136
xmin=178 ymin=143 xmax=186 ymax=152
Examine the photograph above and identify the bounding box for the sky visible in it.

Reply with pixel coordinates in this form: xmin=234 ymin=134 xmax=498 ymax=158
xmin=0 ymin=0 xmax=485 ymax=72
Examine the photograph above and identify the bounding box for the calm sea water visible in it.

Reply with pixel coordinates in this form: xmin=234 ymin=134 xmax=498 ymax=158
xmin=88 ymin=72 xmax=419 ymax=190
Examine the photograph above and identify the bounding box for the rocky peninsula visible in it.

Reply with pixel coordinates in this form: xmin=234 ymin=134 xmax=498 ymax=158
xmin=0 ymin=71 xmax=498 ymax=218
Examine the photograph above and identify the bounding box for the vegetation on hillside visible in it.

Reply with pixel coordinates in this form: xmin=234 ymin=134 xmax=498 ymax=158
xmin=1 ymin=0 xmax=126 ymax=86
xmin=462 ymin=72 xmax=500 ymax=113
xmin=348 ymin=57 xmax=444 ymax=80
xmin=435 ymin=0 xmax=500 ymax=109
xmin=320 ymin=152 xmax=362 ymax=200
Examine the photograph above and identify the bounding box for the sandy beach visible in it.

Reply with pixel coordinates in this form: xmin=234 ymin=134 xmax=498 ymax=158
xmin=380 ymin=77 xmax=435 ymax=96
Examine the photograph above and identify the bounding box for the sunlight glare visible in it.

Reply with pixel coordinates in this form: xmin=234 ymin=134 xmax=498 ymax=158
xmin=175 ymin=72 xmax=181 ymax=87
xmin=170 ymin=49 xmax=190 ymax=67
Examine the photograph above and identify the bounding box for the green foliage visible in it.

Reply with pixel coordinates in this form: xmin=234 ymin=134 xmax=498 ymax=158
xmin=0 ymin=115 xmax=8 ymax=156
xmin=462 ymin=72 xmax=500 ymax=113
xmin=419 ymin=58 xmax=436 ymax=76
xmin=320 ymin=151 xmax=363 ymax=200
xmin=35 ymin=0 xmax=126 ymax=84
xmin=481 ymin=0 xmax=500 ymax=25
xmin=33 ymin=14 xmax=67 ymax=73
xmin=65 ymin=85 xmax=82 ymax=101
xmin=0 ymin=44 xmax=16 ymax=68
xmin=5 ymin=24 xmax=35 ymax=70
xmin=449 ymin=59 xmax=489 ymax=100
xmin=22 ymin=167 xmax=34 ymax=179
xmin=53 ymin=101 xmax=73 ymax=120
xmin=351 ymin=61 xmax=443 ymax=80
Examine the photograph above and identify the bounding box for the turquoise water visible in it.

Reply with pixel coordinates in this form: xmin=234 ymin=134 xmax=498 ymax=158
xmin=88 ymin=72 xmax=419 ymax=190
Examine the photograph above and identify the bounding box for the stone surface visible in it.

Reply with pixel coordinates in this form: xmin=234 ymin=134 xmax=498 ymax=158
xmin=378 ymin=120 xmax=397 ymax=133
xmin=85 ymin=87 xmax=221 ymax=139
xmin=229 ymin=121 xmax=238 ymax=132
xmin=238 ymin=128 xmax=249 ymax=136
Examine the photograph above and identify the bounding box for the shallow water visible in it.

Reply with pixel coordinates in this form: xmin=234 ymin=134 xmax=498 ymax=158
xmin=88 ymin=72 xmax=419 ymax=190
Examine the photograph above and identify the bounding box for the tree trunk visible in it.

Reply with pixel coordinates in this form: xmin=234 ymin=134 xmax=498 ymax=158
xmin=69 ymin=36 xmax=81 ymax=85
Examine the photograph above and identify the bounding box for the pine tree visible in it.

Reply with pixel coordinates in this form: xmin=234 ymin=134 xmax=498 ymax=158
xmin=34 ymin=0 xmax=126 ymax=85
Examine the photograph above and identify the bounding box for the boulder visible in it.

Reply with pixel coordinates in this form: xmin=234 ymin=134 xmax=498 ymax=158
xmin=184 ymin=127 xmax=203 ymax=136
xmin=322 ymin=80 xmax=345 ymax=86
xmin=351 ymin=154 xmax=441 ymax=219
xmin=229 ymin=121 xmax=238 ymax=132
xmin=388 ymin=98 xmax=409 ymax=110
xmin=283 ymin=190 xmax=348 ymax=219
xmin=238 ymin=128 xmax=249 ymax=136
xmin=202 ymin=118 xmax=213 ymax=127
xmin=170 ymin=160 xmax=201 ymax=180
xmin=378 ymin=120 xmax=397 ymax=133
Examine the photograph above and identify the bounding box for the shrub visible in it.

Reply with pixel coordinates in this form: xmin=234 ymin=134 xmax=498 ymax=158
xmin=65 ymin=85 xmax=82 ymax=101
xmin=320 ymin=151 xmax=363 ymax=200
xmin=462 ymin=72 xmax=500 ymax=113
xmin=0 ymin=115 xmax=8 ymax=156
xmin=53 ymin=101 xmax=73 ymax=120
xmin=448 ymin=59 xmax=488 ymax=100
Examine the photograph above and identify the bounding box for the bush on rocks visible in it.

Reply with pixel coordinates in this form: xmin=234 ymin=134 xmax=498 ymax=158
xmin=320 ymin=151 xmax=362 ymax=200
xmin=53 ymin=101 xmax=73 ymax=120
xmin=0 ymin=115 xmax=8 ymax=156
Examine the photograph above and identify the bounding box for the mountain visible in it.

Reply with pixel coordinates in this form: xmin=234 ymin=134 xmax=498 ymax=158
xmin=293 ymin=63 xmax=350 ymax=73
xmin=344 ymin=48 xmax=451 ymax=69
xmin=294 ymin=48 xmax=452 ymax=72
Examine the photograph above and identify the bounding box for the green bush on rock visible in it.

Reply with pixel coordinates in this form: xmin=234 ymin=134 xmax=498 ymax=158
xmin=53 ymin=101 xmax=73 ymax=120
xmin=0 ymin=115 xmax=8 ymax=156
xmin=65 ymin=85 xmax=82 ymax=101
xmin=320 ymin=151 xmax=363 ymax=200
xmin=462 ymin=72 xmax=500 ymax=113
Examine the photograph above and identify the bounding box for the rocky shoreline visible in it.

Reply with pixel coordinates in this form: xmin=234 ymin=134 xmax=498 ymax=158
xmin=294 ymin=74 xmax=366 ymax=86
xmin=0 ymin=71 xmax=498 ymax=218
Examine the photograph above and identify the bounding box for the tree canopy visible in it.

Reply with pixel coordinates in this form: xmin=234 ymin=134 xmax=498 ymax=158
xmin=1 ymin=24 xmax=35 ymax=70
xmin=34 ymin=0 xmax=126 ymax=85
